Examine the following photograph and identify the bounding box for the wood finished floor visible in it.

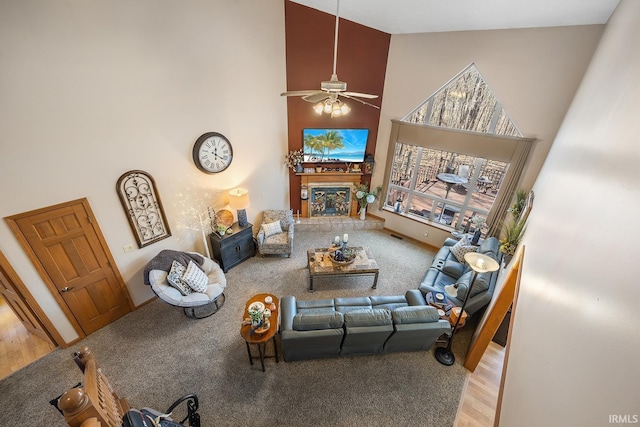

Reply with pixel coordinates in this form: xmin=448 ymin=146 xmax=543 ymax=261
xmin=0 ymin=297 xmax=55 ymax=380
xmin=454 ymin=341 xmax=506 ymax=427
xmin=0 ymin=295 xmax=506 ymax=426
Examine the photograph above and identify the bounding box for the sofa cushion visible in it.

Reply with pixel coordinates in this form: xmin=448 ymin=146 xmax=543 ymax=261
xmin=442 ymin=260 xmax=465 ymax=278
xmin=392 ymin=306 xmax=439 ymax=324
xmin=293 ymin=312 xmax=344 ymax=331
xmin=297 ymin=298 xmax=334 ymax=310
xmin=344 ymin=309 xmax=392 ymax=327
xmin=450 ymin=235 xmax=478 ymax=263
xmin=166 ymin=260 xmax=192 ymax=296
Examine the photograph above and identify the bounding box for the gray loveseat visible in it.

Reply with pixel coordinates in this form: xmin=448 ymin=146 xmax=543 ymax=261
xmin=280 ymin=290 xmax=451 ymax=362
xmin=418 ymin=237 xmax=502 ymax=316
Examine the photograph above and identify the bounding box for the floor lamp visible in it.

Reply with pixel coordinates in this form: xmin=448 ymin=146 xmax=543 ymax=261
xmin=434 ymin=251 xmax=500 ymax=366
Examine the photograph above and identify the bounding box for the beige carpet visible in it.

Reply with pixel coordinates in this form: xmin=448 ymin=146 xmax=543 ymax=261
xmin=0 ymin=229 xmax=474 ymax=426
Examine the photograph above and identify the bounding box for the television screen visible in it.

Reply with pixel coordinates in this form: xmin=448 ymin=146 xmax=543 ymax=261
xmin=302 ymin=128 xmax=369 ymax=163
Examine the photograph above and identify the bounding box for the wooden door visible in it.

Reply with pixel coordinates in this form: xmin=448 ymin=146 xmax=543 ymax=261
xmin=0 ymin=253 xmax=53 ymax=344
xmin=6 ymin=198 xmax=133 ymax=337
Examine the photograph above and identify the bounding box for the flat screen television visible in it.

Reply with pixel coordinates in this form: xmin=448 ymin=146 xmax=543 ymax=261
xmin=302 ymin=128 xmax=369 ymax=163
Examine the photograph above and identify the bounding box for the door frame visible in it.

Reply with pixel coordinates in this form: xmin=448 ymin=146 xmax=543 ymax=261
xmin=5 ymin=197 xmax=133 ymax=342
xmin=0 ymin=250 xmax=63 ymax=347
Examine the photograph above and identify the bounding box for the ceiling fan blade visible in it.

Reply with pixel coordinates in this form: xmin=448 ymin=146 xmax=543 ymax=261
xmin=280 ymin=90 xmax=321 ymax=97
xmin=302 ymin=92 xmax=330 ymax=103
xmin=340 ymin=93 xmax=380 ymax=109
xmin=343 ymin=91 xmax=378 ymax=99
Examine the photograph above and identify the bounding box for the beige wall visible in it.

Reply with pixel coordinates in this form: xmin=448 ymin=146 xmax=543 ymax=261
xmin=373 ymin=25 xmax=603 ymax=246
xmin=500 ymin=1 xmax=640 ymax=425
xmin=0 ymin=0 xmax=288 ymax=343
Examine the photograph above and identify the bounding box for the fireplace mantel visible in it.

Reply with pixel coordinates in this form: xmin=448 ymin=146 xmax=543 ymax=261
xmin=298 ymin=173 xmax=363 ymax=218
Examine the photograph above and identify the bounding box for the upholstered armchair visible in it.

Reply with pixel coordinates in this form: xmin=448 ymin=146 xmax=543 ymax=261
xmin=256 ymin=209 xmax=294 ymax=257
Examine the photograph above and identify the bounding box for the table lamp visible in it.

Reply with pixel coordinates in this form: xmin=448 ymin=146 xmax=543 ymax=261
xmin=229 ymin=188 xmax=250 ymax=227
xmin=435 ymin=251 xmax=500 ymax=366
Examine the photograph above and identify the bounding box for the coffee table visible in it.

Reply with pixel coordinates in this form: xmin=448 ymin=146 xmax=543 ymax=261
xmin=306 ymin=246 xmax=379 ymax=292
xmin=240 ymin=293 xmax=279 ymax=372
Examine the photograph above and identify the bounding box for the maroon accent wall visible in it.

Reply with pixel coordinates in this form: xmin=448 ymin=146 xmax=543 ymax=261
xmin=284 ymin=1 xmax=390 ymax=212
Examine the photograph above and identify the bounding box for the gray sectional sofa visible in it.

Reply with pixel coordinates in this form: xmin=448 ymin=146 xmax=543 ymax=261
xmin=418 ymin=236 xmax=502 ymax=316
xmin=280 ymin=290 xmax=451 ymax=362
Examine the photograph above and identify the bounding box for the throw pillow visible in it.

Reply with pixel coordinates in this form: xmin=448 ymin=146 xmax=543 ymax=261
xmin=166 ymin=261 xmax=192 ymax=296
xmin=450 ymin=235 xmax=478 ymax=263
xmin=182 ymin=260 xmax=208 ymax=293
xmin=261 ymin=220 xmax=283 ymax=238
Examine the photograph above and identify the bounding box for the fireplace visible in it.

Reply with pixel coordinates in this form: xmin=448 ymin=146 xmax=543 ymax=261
xmin=299 ymin=172 xmax=363 ymax=218
xmin=309 ymin=184 xmax=352 ymax=217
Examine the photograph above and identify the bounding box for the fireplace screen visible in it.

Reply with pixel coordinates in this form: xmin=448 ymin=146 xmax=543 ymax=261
xmin=310 ymin=186 xmax=352 ymax=217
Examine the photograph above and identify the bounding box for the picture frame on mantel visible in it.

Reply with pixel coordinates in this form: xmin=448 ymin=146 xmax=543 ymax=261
xmin=116 ymin=170 xmax=171 ymax=248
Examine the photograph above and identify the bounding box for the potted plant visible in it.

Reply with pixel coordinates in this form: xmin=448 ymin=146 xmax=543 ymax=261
xmin=353 ymin=183 xmax=382 ymax=220
xmin=499 ymin=217 xmax=526 ymax=266
xmin=509 ymin=189 xmax=528 ymax=220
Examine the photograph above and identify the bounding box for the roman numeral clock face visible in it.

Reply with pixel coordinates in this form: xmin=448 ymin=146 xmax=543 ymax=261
xmin=192 ymin=132 xmax=233 ymax=174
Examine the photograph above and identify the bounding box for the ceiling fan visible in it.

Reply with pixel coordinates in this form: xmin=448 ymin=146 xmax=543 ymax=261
xmin=280 ymin=0 xmax=380 ymax=115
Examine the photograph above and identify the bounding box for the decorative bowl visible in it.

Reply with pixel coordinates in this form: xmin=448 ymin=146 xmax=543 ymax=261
xmin=328 ymin=251 xmax=356 ymax=266
xmin=248 ymin=301 xmax=265 ymax=313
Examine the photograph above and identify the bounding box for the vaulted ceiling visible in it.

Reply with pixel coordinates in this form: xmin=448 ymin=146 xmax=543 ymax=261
xmin=289 ymin=0 xmax=620 ymax=34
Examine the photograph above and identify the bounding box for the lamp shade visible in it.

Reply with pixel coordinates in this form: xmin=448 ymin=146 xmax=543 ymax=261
xmin=464 ymin=252 xmax=500 ymax=273
xmin=229 ymin=188 xmax=250 ymax=209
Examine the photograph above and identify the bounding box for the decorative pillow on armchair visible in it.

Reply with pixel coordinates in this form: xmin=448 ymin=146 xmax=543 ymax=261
xmin=167 ymin=261 xmax=192 ymax=296
xmin=450 ymin=235 xmax=478 ymax=263
xmin=261 ymin=220 xmax=283 ymax=238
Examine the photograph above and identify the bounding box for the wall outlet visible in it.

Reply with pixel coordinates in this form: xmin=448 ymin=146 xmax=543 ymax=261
xmin=123 ymin=244 xmax=134 ymax=253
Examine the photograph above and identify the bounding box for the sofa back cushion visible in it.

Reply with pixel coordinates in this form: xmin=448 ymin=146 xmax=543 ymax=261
xmin=392 ymin=306 xmax=439 ymax=324
xmin=478 ymin=237 xmax=500 ymax=257
xmin=455 ymin=270 xmax=492 ymax=299
xmin=344 ymin=309 xmax=392 ymax=327
xmin=293 ymin=311 xmax=344 ymax=331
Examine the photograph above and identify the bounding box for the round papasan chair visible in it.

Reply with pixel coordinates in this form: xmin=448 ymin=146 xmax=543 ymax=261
xmin=143 ymin=250 xmax=226 ymax=319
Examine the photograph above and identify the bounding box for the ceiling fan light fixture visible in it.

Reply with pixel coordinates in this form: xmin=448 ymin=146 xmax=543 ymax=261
xmin=279 ymin=0 xmax=379 ymax=113
xmin=331 ymin=102 xmax=343 ymax=117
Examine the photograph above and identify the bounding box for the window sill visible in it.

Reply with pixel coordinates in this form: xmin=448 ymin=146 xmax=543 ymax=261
xmin=381 ymin=206 xmax=454 ymax=233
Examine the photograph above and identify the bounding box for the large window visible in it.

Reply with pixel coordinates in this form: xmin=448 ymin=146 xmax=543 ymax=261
xmin=384 ymin=142 xmax=508 ymax=231
xmin=380 ymin=64 xmax=535 ymax=236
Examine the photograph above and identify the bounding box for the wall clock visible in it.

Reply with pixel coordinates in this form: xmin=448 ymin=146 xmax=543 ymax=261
xmin=192 ymin=132 xmax=233 ymax=174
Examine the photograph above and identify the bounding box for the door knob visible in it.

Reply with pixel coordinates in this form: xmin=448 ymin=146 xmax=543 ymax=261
xmin=60 ymin=286 xmax=74 ymax=293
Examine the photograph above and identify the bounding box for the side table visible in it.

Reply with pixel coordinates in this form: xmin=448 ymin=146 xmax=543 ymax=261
xmin=426 ymin=291 xmax=467 ymax=327
xmin=240 ymin=293 xmax=279 ymax=372
xmin=209 ymin=222 xmax=255 ymax=272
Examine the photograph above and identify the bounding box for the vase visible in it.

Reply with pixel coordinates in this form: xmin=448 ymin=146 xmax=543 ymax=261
xmin=359 ymin=206 xmax=366 ymax=220
xmin=471 ymin=228 xmax=481 ymax=245
xmin=295 ymin=163 xmax=303 ymax=173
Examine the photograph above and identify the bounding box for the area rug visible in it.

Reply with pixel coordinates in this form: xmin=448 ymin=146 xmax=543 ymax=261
xmin=0 ymin=229 xmax=473 ymax=426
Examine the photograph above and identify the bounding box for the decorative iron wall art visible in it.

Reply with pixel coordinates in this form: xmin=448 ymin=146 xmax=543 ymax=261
xmin=116 ymin=170 xmax=171 ymax=248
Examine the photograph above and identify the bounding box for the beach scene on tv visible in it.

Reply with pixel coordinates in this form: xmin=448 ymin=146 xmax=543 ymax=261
xmin=303 ymin=129 xmax=369 ymax=163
